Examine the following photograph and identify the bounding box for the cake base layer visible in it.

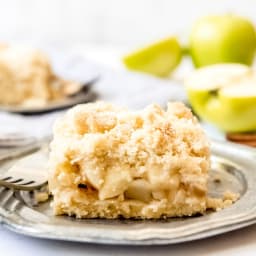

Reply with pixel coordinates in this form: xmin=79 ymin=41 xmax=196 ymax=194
xmin=52 ymin=191 xmax=207 ymax=219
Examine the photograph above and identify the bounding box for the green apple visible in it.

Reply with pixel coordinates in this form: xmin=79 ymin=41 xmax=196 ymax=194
xmin=190 ymin=15 xmax=256 ymax=67
xmin=185 ymin=63 xmax=256 ymax=132
xmin=123 ymin=37 xmax=182 ymax=77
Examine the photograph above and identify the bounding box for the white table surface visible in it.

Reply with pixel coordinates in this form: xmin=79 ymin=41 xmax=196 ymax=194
xmin=0 ymin=45 xmax=255 ymax=255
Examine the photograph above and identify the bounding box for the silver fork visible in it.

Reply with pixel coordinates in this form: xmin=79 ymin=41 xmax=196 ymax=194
xmin=0 ymin=143 xmax=48 ymax=191
xmin=0 ymin=187 xmax=22 ymax=213
xmin=0 ymin=174 xmax=47 ymax=191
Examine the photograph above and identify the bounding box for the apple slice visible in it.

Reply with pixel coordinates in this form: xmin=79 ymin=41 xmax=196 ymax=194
xmin=123 ymin=37 xmax=182 ymax=77
xmin=83 ymin=167 xmax=103 ymax=190
xmin=124 ymin=179 xmax=152 ymax=203
xmin=99 ymin=166 xmax=132 ymax=200
xmin=185 ymin=64 xmax=256 ymax=132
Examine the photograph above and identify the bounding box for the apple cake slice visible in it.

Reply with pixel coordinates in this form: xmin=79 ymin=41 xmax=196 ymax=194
xmin=48 ymin=101 xmax=211 ymax=219
xmin=0 ymin=45 xmax=80 ymax=106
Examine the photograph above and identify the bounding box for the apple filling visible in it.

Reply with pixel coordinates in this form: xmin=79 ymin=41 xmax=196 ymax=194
xmin=49 ymin=102 xmax=213 ymax=219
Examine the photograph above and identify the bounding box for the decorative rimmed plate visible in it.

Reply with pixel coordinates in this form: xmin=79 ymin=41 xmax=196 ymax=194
xmin=0 ymin=85 xmax=97 ymax=115
xmin=0 ymin=140 xmax=256 ymax=245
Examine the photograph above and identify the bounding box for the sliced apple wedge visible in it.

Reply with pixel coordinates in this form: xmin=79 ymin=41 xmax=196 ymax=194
xmin=99 ymin=166 xmax=132 ymax=200
xmin=124 ymin=179 xmax=152 ymax=203
xmin=123 ymin=37 xmax=182 ymax=77
xmin=83 ymin=167 xmax=103 ymax=190
xmin=185 ymin=64 xmax=256 ymax=132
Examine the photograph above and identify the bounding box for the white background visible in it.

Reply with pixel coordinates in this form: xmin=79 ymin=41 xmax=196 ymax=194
xmin=1 ymin=0 xmax=256 ymax=48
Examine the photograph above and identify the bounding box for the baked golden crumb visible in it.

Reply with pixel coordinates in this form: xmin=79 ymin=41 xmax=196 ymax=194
xmin=0 ymin=45 xmax=80 ymax=106
xmin=48 ymin=102 xmax=237 ymax=219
